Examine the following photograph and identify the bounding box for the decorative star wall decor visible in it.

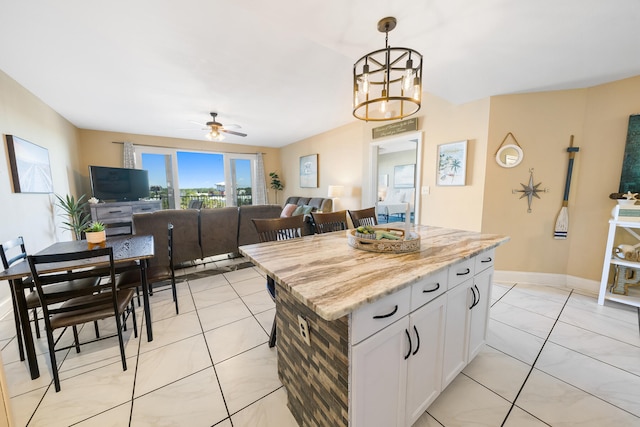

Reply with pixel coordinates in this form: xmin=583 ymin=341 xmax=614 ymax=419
xmin=512 ymin=168 xmax=549 ymax=213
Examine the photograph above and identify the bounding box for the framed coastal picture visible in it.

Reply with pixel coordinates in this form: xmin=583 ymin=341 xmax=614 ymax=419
xmin=300 ymin=154 xmax=318 ymax=188
xmin=5 ymin=135 xmax=54 ymax=193
xmin=437 ymin=140 xmax=467 ymax=186
xmin=394 ymin=164 xmax=415 ymax=188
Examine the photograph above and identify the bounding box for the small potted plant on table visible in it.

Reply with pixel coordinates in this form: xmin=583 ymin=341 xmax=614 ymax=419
xmin=84 ymin=221 xmax=106 ymax=249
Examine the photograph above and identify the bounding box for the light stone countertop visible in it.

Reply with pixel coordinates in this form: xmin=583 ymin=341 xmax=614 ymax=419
xmin=239 ymin=225 xmax=509 ymax=321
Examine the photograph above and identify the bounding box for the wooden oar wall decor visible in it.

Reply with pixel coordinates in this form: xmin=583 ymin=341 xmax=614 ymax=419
xmin=554 ymin=135 xmax=579 ymax=239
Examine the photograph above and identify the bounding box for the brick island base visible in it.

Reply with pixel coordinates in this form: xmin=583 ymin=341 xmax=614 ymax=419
xmin=276 ymin=282 xmax=349 ymax=427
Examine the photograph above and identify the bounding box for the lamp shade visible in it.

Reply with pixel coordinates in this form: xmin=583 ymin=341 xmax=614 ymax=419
xmin=328 ymin=185 xmax=344 ymax=198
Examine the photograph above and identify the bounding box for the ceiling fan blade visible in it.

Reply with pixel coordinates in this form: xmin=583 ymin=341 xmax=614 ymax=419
xmin=221 ymin=129 xmax=247 ymax=137
xmin=223 ymin=123 xmax=242 ymax=129
xmin=189 ymin=120 xmax=207 ymax=127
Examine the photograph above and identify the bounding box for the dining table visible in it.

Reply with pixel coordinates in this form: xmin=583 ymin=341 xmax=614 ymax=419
xmin=0 ymin=234 xmax=155 ymax=380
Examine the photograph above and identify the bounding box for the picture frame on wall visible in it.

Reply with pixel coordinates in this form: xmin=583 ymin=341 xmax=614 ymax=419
xmin=437 ymin=140 xmax=468 ymax=186
xmin=5 ymin=135 xmax=54 ymax=193
xmin=394 ymin=164 xmax=415 ymax=188
xmin=300 ymin=154 xmax=318 ymax=188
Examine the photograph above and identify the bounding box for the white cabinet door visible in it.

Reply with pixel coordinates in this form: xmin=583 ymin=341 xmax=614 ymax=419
xmin=352 ymin=317 xmax=410 ymax=427
xmin=441 ymin=279 xmax=473 ymax=388
xmin=468 ymin=268 xmax=493 ymax=361
xmin=405 ymin=295 xmax=446 ymax=426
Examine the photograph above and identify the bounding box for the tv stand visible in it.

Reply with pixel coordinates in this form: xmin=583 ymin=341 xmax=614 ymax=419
xmin=89 ymin=200 xmax=162 ymax=236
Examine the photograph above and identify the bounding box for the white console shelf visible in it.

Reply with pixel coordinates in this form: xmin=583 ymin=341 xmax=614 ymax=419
xmin=89 ymin=200 xmax=162 ymax=236
xmin=598 ymin=205 xmax=640 ymax=332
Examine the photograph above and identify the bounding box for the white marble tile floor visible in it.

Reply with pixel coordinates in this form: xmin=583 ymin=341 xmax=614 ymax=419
xmin=2 ymin=260 xmax=640 ymax=426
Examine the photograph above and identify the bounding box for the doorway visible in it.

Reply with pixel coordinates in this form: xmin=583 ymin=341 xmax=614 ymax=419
xmin=369 ymin=132 xmax=423 ymax=224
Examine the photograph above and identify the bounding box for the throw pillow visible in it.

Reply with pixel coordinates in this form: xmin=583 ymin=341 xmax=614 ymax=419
xmin=280 ymin=203 xmax=298 ymax=217
xmin=292 ymin=204 xmax=315 ymax=216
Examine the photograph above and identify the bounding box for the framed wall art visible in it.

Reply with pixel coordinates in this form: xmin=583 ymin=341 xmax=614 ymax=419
xmin=394 ymin=164 xmax=415 ymax=188
xmin=300 ymin=154 xmax=318 ymax=188
xmin=437 ymin=140 xmax=467 ymax=186
xmin=5 ymin=135 xmax=54 ymax=193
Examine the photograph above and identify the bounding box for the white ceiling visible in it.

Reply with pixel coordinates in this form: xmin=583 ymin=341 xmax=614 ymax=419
xmin=1 ymin=0 xmax=639 ymax=148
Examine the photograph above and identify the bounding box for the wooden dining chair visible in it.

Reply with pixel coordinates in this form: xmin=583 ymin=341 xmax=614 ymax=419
xmin=348 ymin=207 xmax=378 ymax=228
xmin=27 ymin=247 xmax=137 ymax=392
xmin=0 ymin=236 xmax=40 ymax=361
xmin=311 ymin=210 xmax=348 ymax=234
xmin=252 ymin=215 xmax=306 ymax=347
xmin=116 ymin=223 xmax=178 ymax=314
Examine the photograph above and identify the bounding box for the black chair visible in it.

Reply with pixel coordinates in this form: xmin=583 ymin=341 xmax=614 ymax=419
xmin=311 ymin=210 xmax=348 ymax=234
xmin=188 ymin=199 xmax=203 ymax=209
xmin=348 ymin=207 xmax=378 ymax=228
xmin=27 ymin=247 xmax=136 ymax=392
xmin=0 ymin=236 xmax=40 ymax=361
xmin=117 ymin=223 xmax=178 ymax=314
xmin=252 ymin=215 xmax=306 ymax=347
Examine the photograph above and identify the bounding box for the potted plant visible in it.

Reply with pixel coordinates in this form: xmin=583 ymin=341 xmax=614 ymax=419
xmin=269 ymin=171 xmax=284 ymax=204
xmin=55 ymin=194 xmax=92 ymax=241
xmin=84 ymin=221 xmax=106 ymax=248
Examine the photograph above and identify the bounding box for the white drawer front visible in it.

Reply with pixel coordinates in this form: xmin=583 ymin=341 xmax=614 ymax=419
xmin=475 ymin=249 xmax=495 ymax=273
xmin=352 ymin=286 xmax=411 ymax=345
xmin=410 ymin=269 xmax=448 ymax=311
xmin=448 ymin=258 xmax=475 ymax=289
xmin=95 ymin=205 xmax=133 ymax=220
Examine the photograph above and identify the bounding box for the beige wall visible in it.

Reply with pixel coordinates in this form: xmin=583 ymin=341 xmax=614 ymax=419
xmin=0 ymin=69 xmax=82 ymax=315
xmin=281 ymin=93 xmax=490 ymax=229
xmin=483 ymin=89 xmax=588 ymax=275
xmin=418 ymin=94 xmax=491 ymax=231
xmin=77 ymin=129 xmax=281 ymax=202
xmin=0 ymin=70 xmax=82 ymax=250
xmin=483 ymin=75 xmax=640 ymax=280
xmin=4 ymin=64 xmax=640 ymax=288
xmin=280 ymin=122 xmax=367 ymax=211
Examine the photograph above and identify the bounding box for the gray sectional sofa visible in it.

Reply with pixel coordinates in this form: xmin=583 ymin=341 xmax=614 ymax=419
xmin=131 ymin=204 xmax=282 ymax=267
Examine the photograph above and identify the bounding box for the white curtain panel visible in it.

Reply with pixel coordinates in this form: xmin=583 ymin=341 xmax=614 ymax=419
xmin=254 ymin=153 xmax=268 ymax=205
xmin=123 ymin=142 xmax=136 ymax=168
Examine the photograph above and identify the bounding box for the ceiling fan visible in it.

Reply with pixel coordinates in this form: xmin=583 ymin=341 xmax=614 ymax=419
xmin=203 ymin=112 xmax=247 ymax=141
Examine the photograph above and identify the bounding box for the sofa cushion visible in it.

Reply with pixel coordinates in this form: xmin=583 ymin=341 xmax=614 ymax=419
xmin=200 ymin=207 xmax=239 ymax=258
xmin=284 ymin=196 xmax=333 ymax=213
xmin=237 ymin=204 xmax=283 ymax=247
xmin=293 ymin=205 xmax=315 ymax=216
xmin=133 ymin=209 xmax=201 ymax=267
xmin=280 ymin=203 xmax=298 ymax=218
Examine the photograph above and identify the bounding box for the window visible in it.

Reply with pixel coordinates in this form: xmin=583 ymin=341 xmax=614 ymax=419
xmin=135 ymin=147 xmax=256 ymax=209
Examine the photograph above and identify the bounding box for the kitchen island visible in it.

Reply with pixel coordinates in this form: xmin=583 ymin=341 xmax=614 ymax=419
xmin=239 ymin=225 xmax=509 ymax=427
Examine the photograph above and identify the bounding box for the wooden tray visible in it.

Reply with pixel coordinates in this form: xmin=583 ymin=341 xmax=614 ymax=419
xmin=348 ymin=227 xmax=420 ymax=253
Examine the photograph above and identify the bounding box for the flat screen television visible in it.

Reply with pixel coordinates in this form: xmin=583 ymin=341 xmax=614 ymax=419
xmin=89 ymin=165 xmax=150 ymax=202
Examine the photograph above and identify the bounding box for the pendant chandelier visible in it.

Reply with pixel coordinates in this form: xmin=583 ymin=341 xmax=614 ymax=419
xmin=353 ymin=17 xmax=423 ymax=122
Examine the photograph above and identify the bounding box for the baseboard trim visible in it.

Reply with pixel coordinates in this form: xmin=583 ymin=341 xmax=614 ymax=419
xmin=494 ymin=270 xmax=600 ymax=296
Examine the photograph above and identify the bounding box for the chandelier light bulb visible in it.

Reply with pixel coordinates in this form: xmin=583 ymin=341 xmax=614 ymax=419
xmin=403 ymin=58 xmax=414 ymax=92
xmin=361 ymin=63 xmax=370 ymax=95
xmin=412 ymin=77 xmax=421 ymax=100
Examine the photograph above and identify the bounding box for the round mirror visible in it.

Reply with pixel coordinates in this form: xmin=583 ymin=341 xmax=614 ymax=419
xmin=496 ymin=144 xmax=524 ymax=168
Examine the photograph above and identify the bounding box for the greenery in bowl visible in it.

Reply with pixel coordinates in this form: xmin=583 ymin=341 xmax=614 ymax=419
xmin=84 ymin=221 xmax=106 ymax=233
